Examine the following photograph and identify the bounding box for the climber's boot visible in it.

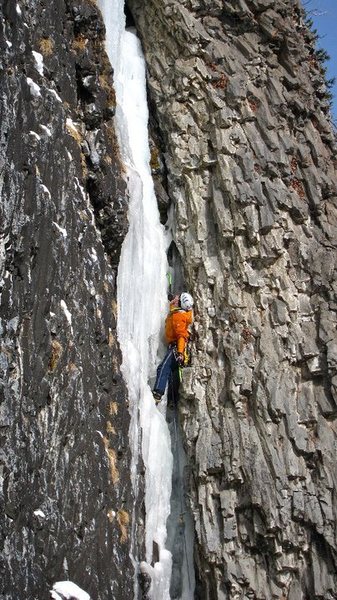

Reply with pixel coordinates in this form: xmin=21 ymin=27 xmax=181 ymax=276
xmin=153 ymin=391 xmax=162 ymax=405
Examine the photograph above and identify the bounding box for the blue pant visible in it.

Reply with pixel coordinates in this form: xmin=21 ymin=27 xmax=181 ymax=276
xmin=153 ymin=346 xmax=178 ymax=396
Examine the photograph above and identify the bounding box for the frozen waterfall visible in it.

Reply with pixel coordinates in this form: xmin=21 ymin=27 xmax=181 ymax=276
xmin=98 ymin=1 xmax=173 ymax=598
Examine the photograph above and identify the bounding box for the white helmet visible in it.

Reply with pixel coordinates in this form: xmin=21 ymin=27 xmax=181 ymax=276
xmin=180 ymin=292 xmax=194 ymax=311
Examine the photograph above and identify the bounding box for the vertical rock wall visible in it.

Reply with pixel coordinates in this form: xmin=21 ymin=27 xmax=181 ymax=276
xmin=128 ymin=0 xmax=337 ymax=598
xmin=0 ymin=1 xmax=133 ymax=598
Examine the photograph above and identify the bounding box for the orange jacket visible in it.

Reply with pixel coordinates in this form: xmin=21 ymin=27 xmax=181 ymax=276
xmin=165 ymin=307 xmax=193 ymax=353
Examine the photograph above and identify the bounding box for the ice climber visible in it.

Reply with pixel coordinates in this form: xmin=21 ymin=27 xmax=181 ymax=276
xmin=153 ymin=292 xmax=194 ymax=404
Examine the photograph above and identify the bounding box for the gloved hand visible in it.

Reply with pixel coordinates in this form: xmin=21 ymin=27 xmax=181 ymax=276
xmin=176 ymin=353 xmax=184 ymax=366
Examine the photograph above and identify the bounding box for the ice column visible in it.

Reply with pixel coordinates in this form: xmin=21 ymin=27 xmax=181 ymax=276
xmin=98 ymin=2 xmax=173 ymax=598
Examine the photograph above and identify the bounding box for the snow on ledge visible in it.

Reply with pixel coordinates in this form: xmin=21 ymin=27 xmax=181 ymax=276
xmin=60 ymin=300 xmax=72 ymax=330
xmin=51 ymin=581 xmax=90 ymax=600
xmin=29 ymin=130 xmax=41 ymax=141
xmin=32 ymin=50 xmax=44 ymax=76
xmin=47 ymin=88 xmax=62 ymax=103
xmin=39 ymin=124 xmax=52 ymax=137
xmin=40 ymin=184 xmax=51 ymax=199
xmin=26 ymin=77 xmax=41 ymax=98
xmin=52 ymin=222 xmax=68 ymax=238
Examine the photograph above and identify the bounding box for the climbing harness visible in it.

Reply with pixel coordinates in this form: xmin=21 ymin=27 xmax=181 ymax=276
xmin=171 ymin=344 xmax=189 ymax=382
xmin=173 ymin=343 xmax=191 ymax=382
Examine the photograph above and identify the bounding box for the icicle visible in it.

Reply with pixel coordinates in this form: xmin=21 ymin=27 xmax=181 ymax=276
xmin=97 ymin=2 xmax=173 ymax=598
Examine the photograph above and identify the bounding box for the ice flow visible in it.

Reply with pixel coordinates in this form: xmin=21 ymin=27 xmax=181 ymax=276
xmin=97 ymin=2 xmax=173 ymax=597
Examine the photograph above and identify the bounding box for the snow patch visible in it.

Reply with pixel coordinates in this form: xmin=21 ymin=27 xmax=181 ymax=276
xmin=32 ymin=51 xmax=44 ymax=76
xmin=16 ymin=4 xmax=21 ymax=15
xmin=26 ymin=77 xmax=41 ymax=98
xmin=40 ymin=184 xmax=51 ymax=199
xmin=33 ymin=509 xmax=46 ymax=518
xmin=75 ymin=178 xmax=87 ymax=203
xmin=39 ymin=124 xmax=52 ymax=137
xmin=29 ymin=130 xmax=41 ymax=141
xmin=48 ymin=88 xmax=62 ymax=103
xmin=66 ymin=118 xmax=80 ymax=138
xmin=60 ymin=301 xmax=72 ymax=329
xmin=52 ymin=222 xmax=67 ymax=238
xmin=89 ymin=248 xmax=98 ymax=262
xmin=51 ymin=581 xmax=90 ymax=600
xmin=6 ymin=40 xmax=12 ymax=48
xmin=8 ymin=317 xmax=19 ymax=333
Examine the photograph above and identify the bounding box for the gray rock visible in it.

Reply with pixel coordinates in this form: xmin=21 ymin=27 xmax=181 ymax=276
xmin=128 ymin=0 xmax=337 ymax=596
xmin=0 ymin=1 xmax=134 ymax=598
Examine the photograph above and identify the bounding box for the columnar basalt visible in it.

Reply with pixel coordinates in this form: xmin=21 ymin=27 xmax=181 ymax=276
xmin=0 ymin=1 xmax=133 ymax=598
xmin=128 ymin=0 xmax=337 ymax=597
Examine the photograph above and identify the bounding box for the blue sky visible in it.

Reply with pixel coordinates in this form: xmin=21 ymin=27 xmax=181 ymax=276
xmin=310 ymin=0 xmax=337 ymax=121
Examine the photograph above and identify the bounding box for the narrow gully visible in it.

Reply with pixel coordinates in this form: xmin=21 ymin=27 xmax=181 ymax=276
xmin=98 ymin=2 xmax=195 ymax=597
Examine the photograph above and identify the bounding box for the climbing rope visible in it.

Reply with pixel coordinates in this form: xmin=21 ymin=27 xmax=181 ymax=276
xmin=169 ymin=373 xmax=192 ymax=591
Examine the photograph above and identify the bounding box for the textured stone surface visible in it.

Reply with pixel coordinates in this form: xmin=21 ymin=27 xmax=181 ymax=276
xmin=0 ymin=1 xmax=133 ymax=598
xmin=129 ymin=0 xmax=337 ymax=597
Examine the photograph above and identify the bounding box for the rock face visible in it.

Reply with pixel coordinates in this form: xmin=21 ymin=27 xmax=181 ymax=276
xmin=2 ymin=0 xmax=337 ymax=598
xmin=0 ymin=1 xmax=133 ymax=598
xmin=128 ymin=0 xmax=337 ymax=597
